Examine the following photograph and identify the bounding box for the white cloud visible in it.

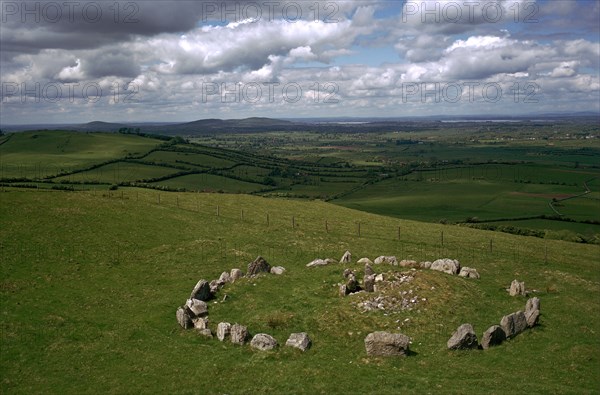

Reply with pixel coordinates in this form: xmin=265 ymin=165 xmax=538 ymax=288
xmin=1 ymin=0 xmax=598 ymax=123
xmin=56 ymin=59 xmax=85 ymax=82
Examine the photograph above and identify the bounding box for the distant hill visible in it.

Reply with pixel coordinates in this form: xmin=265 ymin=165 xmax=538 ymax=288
xmin=3 ymin=113 xmax=599 ymax=134
xmin=75 ymin=121 xmax=129 ymax=132
xmin=147 ymin=117 xmax=296 ymax=134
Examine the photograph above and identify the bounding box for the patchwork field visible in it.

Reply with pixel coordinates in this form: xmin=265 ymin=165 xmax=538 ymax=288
xmin=2 ymin=129 xmax=599 ymax=244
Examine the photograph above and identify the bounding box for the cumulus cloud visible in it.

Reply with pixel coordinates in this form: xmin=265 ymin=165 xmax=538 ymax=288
xmin=0 ymin=0 xmax=598 ymax=123
xmin=142 ymin=18 xmax=358 ymax=76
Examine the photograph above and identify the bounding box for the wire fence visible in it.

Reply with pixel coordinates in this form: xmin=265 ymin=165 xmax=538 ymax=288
xmin=0 ymin=187 xmax=556 ymax=270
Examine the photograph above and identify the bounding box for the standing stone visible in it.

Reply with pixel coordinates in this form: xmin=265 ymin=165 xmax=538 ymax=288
xmin=346 ymin=274 xmax=359 ymax=292
xmin=286 ymin=333 xmax=311 ymax=351
xmin=431 ymin=258 xmax=461 ymax=275
xmin=525 ymin=297 xmax=540 ymax=313
xmin=216 ymin=322 xmax=231 ymax=341
xmin=364 ymin=331 xmax=410 ymax=357
xmin=247 ymin=256 xmax=271 ymax=276
xmin=340 ymin=251 xmax=352 ymax=264
xmin=364 ymin=275 xmax=375 ymax=293
xmin=500 ymin=311 xmax=528 ymax=338
xmin=357 ymin=258 xmax=373 ymax=265
xmin=339 ymin=284 xmax=348 ymax=297
xmin=270 ymin=266 xmax=286 ymax=275
xmin=185 ymin=298 xmax=208 ymax=317
xmin=190 ymin=279 xmax=211 ymax=301
xmin=209 ymin=279 xmax=221 ymax=294
xmin=176 ymin=307 xmax=193 ymax=329
xmin=250 ymin=334 xmax=278 ymax=351
xmin=481 ymin=325 xmax=506 ymax=349
xmin=364 ymin=263 xmax=374 ymax=276
xmin=374 ymin=256 xmax=398 ymax=266
xmin=218 ymin=271 xmax=231 ymax=285
xmin=525 ymin=297 xmax=541 ymax=327
xmin=193 ymin=317 xmax=209 ymax=330
xmin=509 ymin=279 xmax=526 ymax=296
xmin=447 ymin=323 xmax=478 ymax=350
xmin=230 ymin=268 xmax=243 ymax=282
xmin=458 ymin=267 xmax=480 ymax=279
xmin=230 ymin=324 xmax=249 ymax=345
xmin=525 ymin=309 xmax=540 ymax=328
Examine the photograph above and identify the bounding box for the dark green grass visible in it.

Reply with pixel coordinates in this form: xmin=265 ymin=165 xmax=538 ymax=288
xmin=557 ymin=196 xmax=600 ymax=222
xmin=335 ymin=164 xmax=599 ymax=236
xmin=1 ymin=189 xmax=599 ymax=394
xmin=0 ymin=131 xmax=161 ymax=178
xmin=271 ymin=180 xmax=361 ymax=198
xmin=335 ymin=178 xmax=558 ymax=221
xmin=151 ymin=173 xmax=267 ymax=193
xmin=142 ymin=150 xmax=236 ymax=168
xmin=53 ymin=161 xmax=181 ymax=184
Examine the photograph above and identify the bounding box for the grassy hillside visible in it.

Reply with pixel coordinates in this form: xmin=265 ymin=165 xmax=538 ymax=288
xmin=2 ymin=130 xmax=599 ymax=242
xmin=335 ymin=165 xmax=600 ymax=241
xmin=1 ymin=188 xmax=599 ymax=394
xmin=0 ymin=131 xmax=162 ymax=179
xmin=0 ymin=131 xmax=376 ymax=199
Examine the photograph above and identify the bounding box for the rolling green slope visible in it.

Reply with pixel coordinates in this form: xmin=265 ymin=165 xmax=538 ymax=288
xmin=2 ymin=130 xmax=598 ymax=242
xmin=0 ymin=131 xmax=162 ymax=178
xmin=1 ymin=188 xmax=599 ymax=394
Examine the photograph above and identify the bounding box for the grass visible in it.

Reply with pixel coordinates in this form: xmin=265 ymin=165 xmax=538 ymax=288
xmin=151 ymin=173 xmax=267 ymax=193
xmin=334 ymin=166 xmax=599 ymax=238
xmin=1 ymin=188 xmax=599 ymax=394
xmin=142 ymin=150 xmax=236 ymax=169
xmin=53 ymin=161 xmax=181 ymax=184
xmin=0 ymin=131 xmax=162 ymax=179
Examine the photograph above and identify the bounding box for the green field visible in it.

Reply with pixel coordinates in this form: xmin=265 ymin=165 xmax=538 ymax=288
xmin=334 ymin=165 xmax=600 ymax=241
xmin=1 ymin=188 xmax=599 ymax=393
xmin=1 ymin=129 xmax=599 ymax=243
xmin=0 ymin=131 xmax=161 ymax=179
xmin=151 ymin=173 xmax=267 ymax=193
xmin=335 ymin=177 xmax=590 ymax=220
xmin=142 ymin=150 xmax=237 ymax=169
xmin=53 ymin=161 xmax=181 ymax=184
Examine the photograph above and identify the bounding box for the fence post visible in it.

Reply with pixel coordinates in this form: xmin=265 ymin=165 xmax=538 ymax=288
xmin=292 ymin=216 xmax=295 ymax=229
xmin=325 ymin=220 xmax=328 ymax=233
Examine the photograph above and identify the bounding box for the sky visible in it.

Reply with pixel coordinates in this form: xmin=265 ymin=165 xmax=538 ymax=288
xmin=0 ymin=0 xmax=599 ymax=124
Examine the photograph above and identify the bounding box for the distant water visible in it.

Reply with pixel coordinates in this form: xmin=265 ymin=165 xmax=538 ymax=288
xmin=441 ymin=120 xmax=526 ymax=123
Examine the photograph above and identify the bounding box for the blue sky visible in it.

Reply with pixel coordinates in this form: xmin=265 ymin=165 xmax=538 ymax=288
xmin=1 ymin=0 xmax=598 ymax=124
